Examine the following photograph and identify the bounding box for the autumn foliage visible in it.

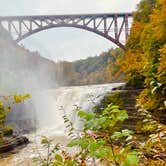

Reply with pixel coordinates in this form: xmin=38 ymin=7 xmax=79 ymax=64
xmin=119 ymin=0 xmax=166 ymax=117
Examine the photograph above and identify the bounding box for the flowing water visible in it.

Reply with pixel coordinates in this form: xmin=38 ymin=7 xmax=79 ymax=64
xmin=0 ymin=83 xmax=124 ymax=166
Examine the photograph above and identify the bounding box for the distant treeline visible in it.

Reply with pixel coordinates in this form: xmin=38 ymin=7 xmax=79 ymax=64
xmin=54 ymin=48 xmax=124 ymax=85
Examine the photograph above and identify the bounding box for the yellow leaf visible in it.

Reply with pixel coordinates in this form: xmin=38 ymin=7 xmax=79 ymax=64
xmin=0 ymin=100 xmax=3 ymax=109
xmin=6 ymin=106 xmax=11 ymax=113
xmin=4 ymin=96 xmax=8 ymax=101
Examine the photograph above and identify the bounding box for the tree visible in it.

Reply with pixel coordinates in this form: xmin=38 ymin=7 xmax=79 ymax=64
xmin=119 ymin=0 xmax=166 ymax=116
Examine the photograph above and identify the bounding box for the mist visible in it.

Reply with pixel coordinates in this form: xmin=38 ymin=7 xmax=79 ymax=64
xmin=0 ymin=25 xmax=59 ymax=133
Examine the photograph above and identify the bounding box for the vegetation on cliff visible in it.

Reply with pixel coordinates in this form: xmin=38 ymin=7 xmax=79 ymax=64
xmin=118 ymin=0 xmax=166 ymax=118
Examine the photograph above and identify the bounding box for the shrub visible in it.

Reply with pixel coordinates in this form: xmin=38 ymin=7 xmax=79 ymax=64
xmin=4 ymin=125 xmax=13 ymax=136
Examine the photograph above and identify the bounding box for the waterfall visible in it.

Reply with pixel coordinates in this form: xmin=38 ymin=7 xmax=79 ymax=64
xmin=32 ymin=83 xmax=124 ymax=136
xmin=1 ymin=83 xmax=125 ymax=165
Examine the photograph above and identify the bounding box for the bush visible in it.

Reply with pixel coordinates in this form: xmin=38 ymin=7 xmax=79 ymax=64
xmin=33 ymin=104 xmax=139 ymax=166
xmin=4 ymin=125 xmax=13 ymax=136
xmin=126 ymin=74 xmax=145 ymax=89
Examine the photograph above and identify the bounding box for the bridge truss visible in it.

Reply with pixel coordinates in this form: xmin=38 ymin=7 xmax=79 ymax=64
xmin=0 ymin=13 xmax=132 ymax=49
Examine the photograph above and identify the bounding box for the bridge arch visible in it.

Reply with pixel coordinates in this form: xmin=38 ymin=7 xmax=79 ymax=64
xmin=17 ymin=24 xmax=125 ymax=50
xmin=0 ymin=13 xmax=132 ymax=50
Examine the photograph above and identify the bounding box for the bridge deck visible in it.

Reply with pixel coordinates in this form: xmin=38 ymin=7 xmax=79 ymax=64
xmin=0 ymin=13 xmax=133 ymax=20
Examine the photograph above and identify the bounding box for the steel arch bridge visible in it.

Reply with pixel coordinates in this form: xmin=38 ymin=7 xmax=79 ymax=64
xmin=0 ymin=13 xmax=132 ymax=50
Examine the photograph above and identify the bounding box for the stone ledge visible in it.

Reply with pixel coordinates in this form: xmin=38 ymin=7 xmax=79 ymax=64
xmin=0 ymin=136 xmax=29 ymax=153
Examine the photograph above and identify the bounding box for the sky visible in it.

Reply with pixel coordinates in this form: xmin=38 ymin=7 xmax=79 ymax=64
xmin=0 ymin=0 xmax=140 ymax=61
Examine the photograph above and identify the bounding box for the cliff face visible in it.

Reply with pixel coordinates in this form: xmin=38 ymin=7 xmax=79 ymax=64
xmin=97 ymin=86 xmax=166 ymax=131
xmin=96 ymin=88 xmax=142 ymax=130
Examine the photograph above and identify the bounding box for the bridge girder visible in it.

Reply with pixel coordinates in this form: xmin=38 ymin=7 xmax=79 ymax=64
xmin=0 ymin=13 xmax=132 ymax=50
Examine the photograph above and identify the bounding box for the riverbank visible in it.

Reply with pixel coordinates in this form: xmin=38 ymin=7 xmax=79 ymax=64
xmin=0 ymin=135 xmax=29 ymax=155
xmin=97 ymin=84 xmax=166 ymax=128
xmin=95 ymin=84 xmax=166 ymax=165
xmin=0 ymin=131 xmax=71 ymax=166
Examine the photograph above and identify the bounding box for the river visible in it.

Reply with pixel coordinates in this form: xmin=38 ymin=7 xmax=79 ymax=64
xmin=0 ymin=83 xmax=124 ymax=166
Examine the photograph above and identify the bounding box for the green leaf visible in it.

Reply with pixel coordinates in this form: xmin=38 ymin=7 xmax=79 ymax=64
xmin=102 ymin=109 xmax=109 ymax=115
xmin=53 ymin=162 xmax=62 ymax=166
xmin=55 ymin=154 xmax=63 ymax=163
xmin=110 ymin=108 xmax=121 ymax=113
xmin=64 ymin=160 xmax=77 ymax=166
xmin=111 ymin=131 xmax=122 ymax=140
xmin=121 ymin=129 xmax=134 ymax=137
xmin=78 ymin=111 xmax=94 ymax=120
xmin=67 ymin=139 xmax=89 ymax=149
xmin=89 ymin=142 xmax=98 ymax=152
xmin=97 ymin=117 xmax=107 ymax=125
xmin=151 ymin=86 xmax=159 ymax=94
xmin=117 ymin=110 xmax=128 ymax=121
xmin=67 ymin=139 xmax=81 ymax=147
xmin=32 ymin=157 xmax=39 ymax=163
xmin=90 ymin=147 xmax=111 ymax=158
xmin=111 ymin=130 xmax=133 ymax=140
xmin=110 ymin=105 xmax=120 ymax=110
xmin=41 ymin=136 xmax=49 ymax=145
xmin=123 ymin=152 xmax=139 ymax=166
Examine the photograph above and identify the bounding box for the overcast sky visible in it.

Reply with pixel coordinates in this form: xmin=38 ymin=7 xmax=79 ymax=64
xmin=0 ymin=0 xmax=140 ymax=61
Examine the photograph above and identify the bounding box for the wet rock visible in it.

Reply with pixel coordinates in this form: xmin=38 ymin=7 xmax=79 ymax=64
xmin=0 ymin=136 xmax=29 ymax=153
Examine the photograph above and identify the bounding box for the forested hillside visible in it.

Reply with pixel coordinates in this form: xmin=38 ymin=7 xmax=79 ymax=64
xmin=73 ymin=48 xmax=124 ymax=84
xmin=119 ymin=0 xmax=166 ymax=118
xmin=54 ymin=48 xmax=124 ymax=85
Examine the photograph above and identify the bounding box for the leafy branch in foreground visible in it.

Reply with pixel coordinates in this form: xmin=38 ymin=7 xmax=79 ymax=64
xmin=33 ymin=104 xmax=139 ymax=166
xmin=0 ymin=93 xmax=31 ymax=144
